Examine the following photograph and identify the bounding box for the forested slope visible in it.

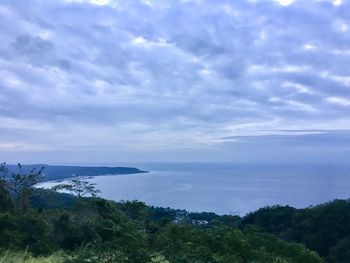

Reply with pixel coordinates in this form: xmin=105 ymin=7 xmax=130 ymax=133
xmin=241 ymin=200 xmax=350 ymax=263
xmin=0 ymin=188 xmax=322 ymax=263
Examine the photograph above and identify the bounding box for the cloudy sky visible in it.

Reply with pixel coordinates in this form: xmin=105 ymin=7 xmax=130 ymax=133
xmin=0 ymin=0 xmax=350 ymax=164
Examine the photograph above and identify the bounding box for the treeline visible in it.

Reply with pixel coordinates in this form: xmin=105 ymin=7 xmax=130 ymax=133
xmin=1 ymin=190 xmax=321 ymax=263
xmin=241 ymin=201 xmax=350 ymax=263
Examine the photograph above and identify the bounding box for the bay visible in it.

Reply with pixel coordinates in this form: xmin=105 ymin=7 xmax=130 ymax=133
xmin=38 ymin=162 xmax=350 ymax=216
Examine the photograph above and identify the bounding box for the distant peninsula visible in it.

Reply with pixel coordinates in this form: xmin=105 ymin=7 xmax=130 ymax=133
xmin=6 ymin=164 xmax=148 ymax=182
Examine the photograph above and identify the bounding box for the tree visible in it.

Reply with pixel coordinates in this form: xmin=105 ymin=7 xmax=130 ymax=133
xmin=52 ymin=179 xmax=101 ymax=198
xmin=0 ymin=162 xmax=44 ymax=213
xmin=0 ymin=163 xmax=14 ymax=212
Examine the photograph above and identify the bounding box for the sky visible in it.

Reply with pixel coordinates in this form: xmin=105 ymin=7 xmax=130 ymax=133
xmin=0 ymin=0 xmax=350 ymax=164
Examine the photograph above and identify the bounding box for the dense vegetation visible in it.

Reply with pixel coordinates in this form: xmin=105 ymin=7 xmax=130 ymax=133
xmin=241 ymin=201 xmax=350 ymax=263
xmin=0 ymin=250 xmax=64 ymax=263
xmin=1 ymin=189 xmax=323 ymax=263
xmin=1 ymin=163 xmax=349 ymax=262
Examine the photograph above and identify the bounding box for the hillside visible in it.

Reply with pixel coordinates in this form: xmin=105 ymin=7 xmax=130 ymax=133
xmin=0 ymin=189 xmax=322 ymax=263
xmin=241 ymin=200 xmax=350 ymax=263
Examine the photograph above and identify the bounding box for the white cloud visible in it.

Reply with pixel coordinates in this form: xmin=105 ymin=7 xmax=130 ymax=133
xmin=303 ymin=44 xmax=317 ymax=51
xmin=286 ymin=100 xmax=318 ymax=113
xmin=132 ymin=36 xmax=171 ymax=48
xmin=249 ymin=64 xmax=310 ymax=74
xmin=273 ymin=0 xmax=295 ymax=6
xmin=326 ymin=97 xmax=350 ymax=106
xmin=333 ymin=20 xmax=349 ymax=32
xmin=333 ymin=0 xmax=342 ymax=6
xmin=269 ymin=97 xmax=317 ymax=113
xmin=64 ymin=0 xmax=111 ymax=5
xmin=321 ymin=72 xmax=350 ymax=87
xmin=282 ymin=82 xmax=315 ymax=94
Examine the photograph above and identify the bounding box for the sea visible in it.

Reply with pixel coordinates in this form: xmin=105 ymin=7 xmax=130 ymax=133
xmin=38 ymin=162 xmax=350 ymax=216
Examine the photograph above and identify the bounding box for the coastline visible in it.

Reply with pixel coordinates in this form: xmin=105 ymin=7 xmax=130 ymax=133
xmin=6 ymin=164 xmax=149 ymax=182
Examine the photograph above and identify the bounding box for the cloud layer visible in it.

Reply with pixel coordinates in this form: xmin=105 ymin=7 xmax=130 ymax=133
xmin=0 ymin=0 xmax=350 ymax=163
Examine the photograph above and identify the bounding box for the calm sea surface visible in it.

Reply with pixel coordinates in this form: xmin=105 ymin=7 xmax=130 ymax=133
xmin=39 ymin=162 xmax=350 ymax=216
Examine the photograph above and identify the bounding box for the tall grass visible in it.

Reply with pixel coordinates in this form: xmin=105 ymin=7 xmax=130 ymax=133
xmin=0 ymin=250 xmax=64 ymax=263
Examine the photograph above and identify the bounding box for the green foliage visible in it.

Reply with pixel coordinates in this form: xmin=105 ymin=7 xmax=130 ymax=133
xmin=29 ymin=188 xmax=76 ymax=210
xmin=0 ymin=164 xmax=14 ymax=213
xmin=0 ymin=196 xmax=323 ymax=263
xmin=242 ymin=200 xmax=350 ymax=262
xmin=0 ymin=250 xmax=64 ymax=263
xmin=151 ymin=223 xmax=321 ymax=263
xmin=0 ymin=162 xmax=44 ymax=213
xmin=148 ymin=254 xmax=170 ymax=263
xmin=63 ymin=245 xmax=129 ymax=263
xmin=52 ymin=179 xmax=101 ymax=198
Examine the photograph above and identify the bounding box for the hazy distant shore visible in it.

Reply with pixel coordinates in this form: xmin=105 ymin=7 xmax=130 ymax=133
xmin=6 ymin=164 xmax=148 ymax=182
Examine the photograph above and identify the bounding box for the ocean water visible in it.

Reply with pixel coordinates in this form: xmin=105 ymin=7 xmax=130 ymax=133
xmin=39 ymin=162 xmax=350 ymax=216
